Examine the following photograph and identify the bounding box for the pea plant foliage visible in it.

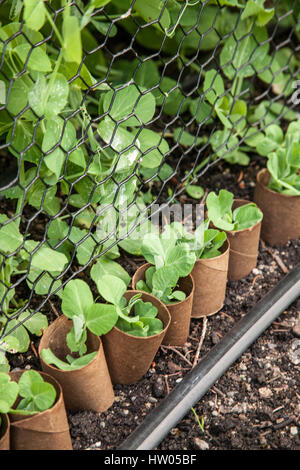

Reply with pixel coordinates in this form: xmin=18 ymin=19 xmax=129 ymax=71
xmin=0 ymin=370 xmax=56 ymax=421
xmin=206 ymin=189 xmax=263 ymax=232
xmin=96 ymin=275 xmax=164 ymax=338
xmin=41 ymin=279 xmax=118 ymax=371
xmin=136 ymin=226 xmax=196 ymax=304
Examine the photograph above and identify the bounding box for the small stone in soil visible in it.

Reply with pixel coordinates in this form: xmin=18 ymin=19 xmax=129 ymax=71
xmin=193 ymin=438 xmax=209 ymax=450
xmin=259 ymin=387 xmax=273 ymax=398
xmin=152 ymin=377 xmax=165 ymax=398
xmin=290 ymin=426 xmax=298 ymax=436
xmin=288 ymin=339 xmax=300 ymax=365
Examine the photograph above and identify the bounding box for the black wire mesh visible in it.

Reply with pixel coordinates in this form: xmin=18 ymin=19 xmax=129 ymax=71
xmin=0 ymin=0 xmax=299 ymax=365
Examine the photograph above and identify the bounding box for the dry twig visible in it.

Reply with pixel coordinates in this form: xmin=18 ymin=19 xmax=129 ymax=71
xmin=164 ymin=375 xmax=170 ymax=394
xmin=30 ymin=341 xmax=38 ymax=357
xmin=211 ymin=385 xmax=226 ymax=398
xmin=200 ymin=188 xmax=209 ymax=206
xmin=260 ymin=240 xmax=289 ymax=274
xmin=48 ymin=299 xmax=60 ymax=317
xmin=161 ymin=345 xmax=193 ymax=367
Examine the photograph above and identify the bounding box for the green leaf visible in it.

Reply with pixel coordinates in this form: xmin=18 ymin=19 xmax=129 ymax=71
xmin=66 ymin=316 xmax=87 ymax=355
xmin=62 ymin=279 xmax=94 ymax=319
xmin=102 ymin=84 xmax=156 ymax=127
xmin=31 ymin=245 xmax=68 ymax=272
xmin=133 ymin=0 xmax=171 ymax=31
xmin=202 ymin=230 xmax=227 ymax=259
xmin=90 ymin=257 xmax=131 ymax=287
xmin=220 ymin=25 xmax=269 ymax=80
xmin=135 ymin=280 xmax=151 ymax=293
xmin=168 ymin=290 xmax=186 ymax=302
xmin=267 ymin=150 xmax=300 ymax=196
xmin=206 ymin=190 xmax=235 ymax=231
xmin=157 ymin=77 xmax=189 ymax=116
xmin=4 ymin=320 xmax=30 ymax=353
xmin=69 ymin=227 xmax=97 ymax=266
xmin=256 ymin=124 xmax=284 ymax=156
xmin=61 ymin=62 xmax=95 ymax=90
xmin=29 ymin=73 xmax=69 ymax=119
xmin=118 ymin=220 xmax=159 ymax=256
xmin=137 ymin=128 xmax=169 ymax=169
xmin=42 ymin=118 xmax=77 ymax=179
xmin=0 ymin=352 xmax=10 ymax=373
xmin=98 ymin=118 xmax=140 ymax=170
xmin=25 ymin=178 xmax=60 ymax=216
xmin=241 ymin=0 xmax=274 ymax=26
xmin=7 ymin=120 xmax=42 ymax=164
xmin=130 ymin=59 xmax=160 ymax=90
xmin=151 ymin=265 xmax=179 ymax=301
xmin=63 ymin=14 xmax=82 ymax=64
xmin=173 ymin=128 xmax=205 ymax=147
xmin=47 ymin=219 xmax=69 ymax=249
xmin=223 ymin=150 xmax=250 ymax=166
xmin=16 ymin=370 xmax=56 ymax=413
xmin=165 ymin=245 xmax=196 ymax=277
xmin=203 ymin=69 xmax=225 ymax=105
xmin=18 ymin=311 xmax=48 ymax=336
xmin=86 ymin=303 xmax=118 ymax=336
xmin=140 ymin=317 xmax=163 ymax=336
xmin=14 ymin=43 xmax=52 ymax=73
xmin=41 ymin=348 xmax=97 ymax=371
xmin=66 ymin=352 xmax=98 ymax=369
xmin=23 ymin=0 xmax=46 ymax=31
xmin=0 ymin=215 xmax=23 ymax=253
xmin=185 ymin=184 xmax=204 ymax=200
xmin=189 ymin=98 xmax=212 ymax=125
xmin=141 ymin=233 xmax=168 ymax=266
xmin=233 ymin=203 xmax=263 ymax=230
xmin=0 ymin=373 xmax=19 ymax=413
xmin=0 ymin=335 xmax=20 ymax=355
xmin=117 ymin=320 xmax=148 ymax=337
xmin=134 ymin=301 xmax=158 ymax=319
xmin=27 ymin=268 xmax=63 ymax=297
xmin=17 ymin=369 xmax=43 ymax=397
xmin=96 ymin=275 xmax=127 ymax=306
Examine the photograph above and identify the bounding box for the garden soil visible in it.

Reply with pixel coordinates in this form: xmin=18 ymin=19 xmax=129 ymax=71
xmin=5 ymin=154 xmax=300 ymax=451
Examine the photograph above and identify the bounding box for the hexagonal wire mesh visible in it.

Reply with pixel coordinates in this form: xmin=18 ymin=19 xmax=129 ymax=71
xmin=0 ymin=0 xmax=299 ymax=363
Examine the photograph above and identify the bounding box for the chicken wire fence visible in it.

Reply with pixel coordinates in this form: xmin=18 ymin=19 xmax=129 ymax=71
xmin=0 ymin=0 xmax=299 ymax=359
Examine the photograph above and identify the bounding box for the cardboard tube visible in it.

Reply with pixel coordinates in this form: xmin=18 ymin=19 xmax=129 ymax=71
xmin=0 ymin=414 xmax=10 ymax=450
xmin=9 ymin=371 xmax=72 ymax=450
xmin=254 ymin=168 xmax=300 ymax=246
xmin=191 ymin=238 xmax=230 ymax=318
xmin=226 ymin=199 xmax=262 ymax=281
xmin=38 ymin=315 xmax=115 ymax=412
xmin=102 ymin=290 xmax=171 ymax=385
xmin=132 ymin=264 xmax=194 ymax=346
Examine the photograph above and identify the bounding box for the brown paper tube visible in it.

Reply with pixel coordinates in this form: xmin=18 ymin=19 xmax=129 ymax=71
xmin=191 ymin=238 xmax=230 ymax=318
xmin=102 ymin=290 xmax=171 ymax=385
xmin=38 ymin=315 xmax=114 ymax=412
xmin=0 ymin=414 xmax=10 ymax=450
xmin=8 ymin=370 xmax=72 ymax=450
xmin=132 ymin=264 xmax=194 ymax=347
xmin=254 ymin=168 xmax=300 ymax=246
xmin=225 ymin=199 xmax=262 ymax=281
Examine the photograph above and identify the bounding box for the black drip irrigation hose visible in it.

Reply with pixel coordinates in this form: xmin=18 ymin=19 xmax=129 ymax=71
xmin=119 ymin=263 xmax=300 ymax=450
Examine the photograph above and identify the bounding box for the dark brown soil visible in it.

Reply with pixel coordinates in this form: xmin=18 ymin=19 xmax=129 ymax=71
xmin=4 ymin=155 xmax=300 ymax=451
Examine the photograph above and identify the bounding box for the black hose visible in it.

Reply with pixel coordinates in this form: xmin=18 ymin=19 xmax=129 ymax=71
xmin=119 ymin=262 xmax=300 ymax=450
